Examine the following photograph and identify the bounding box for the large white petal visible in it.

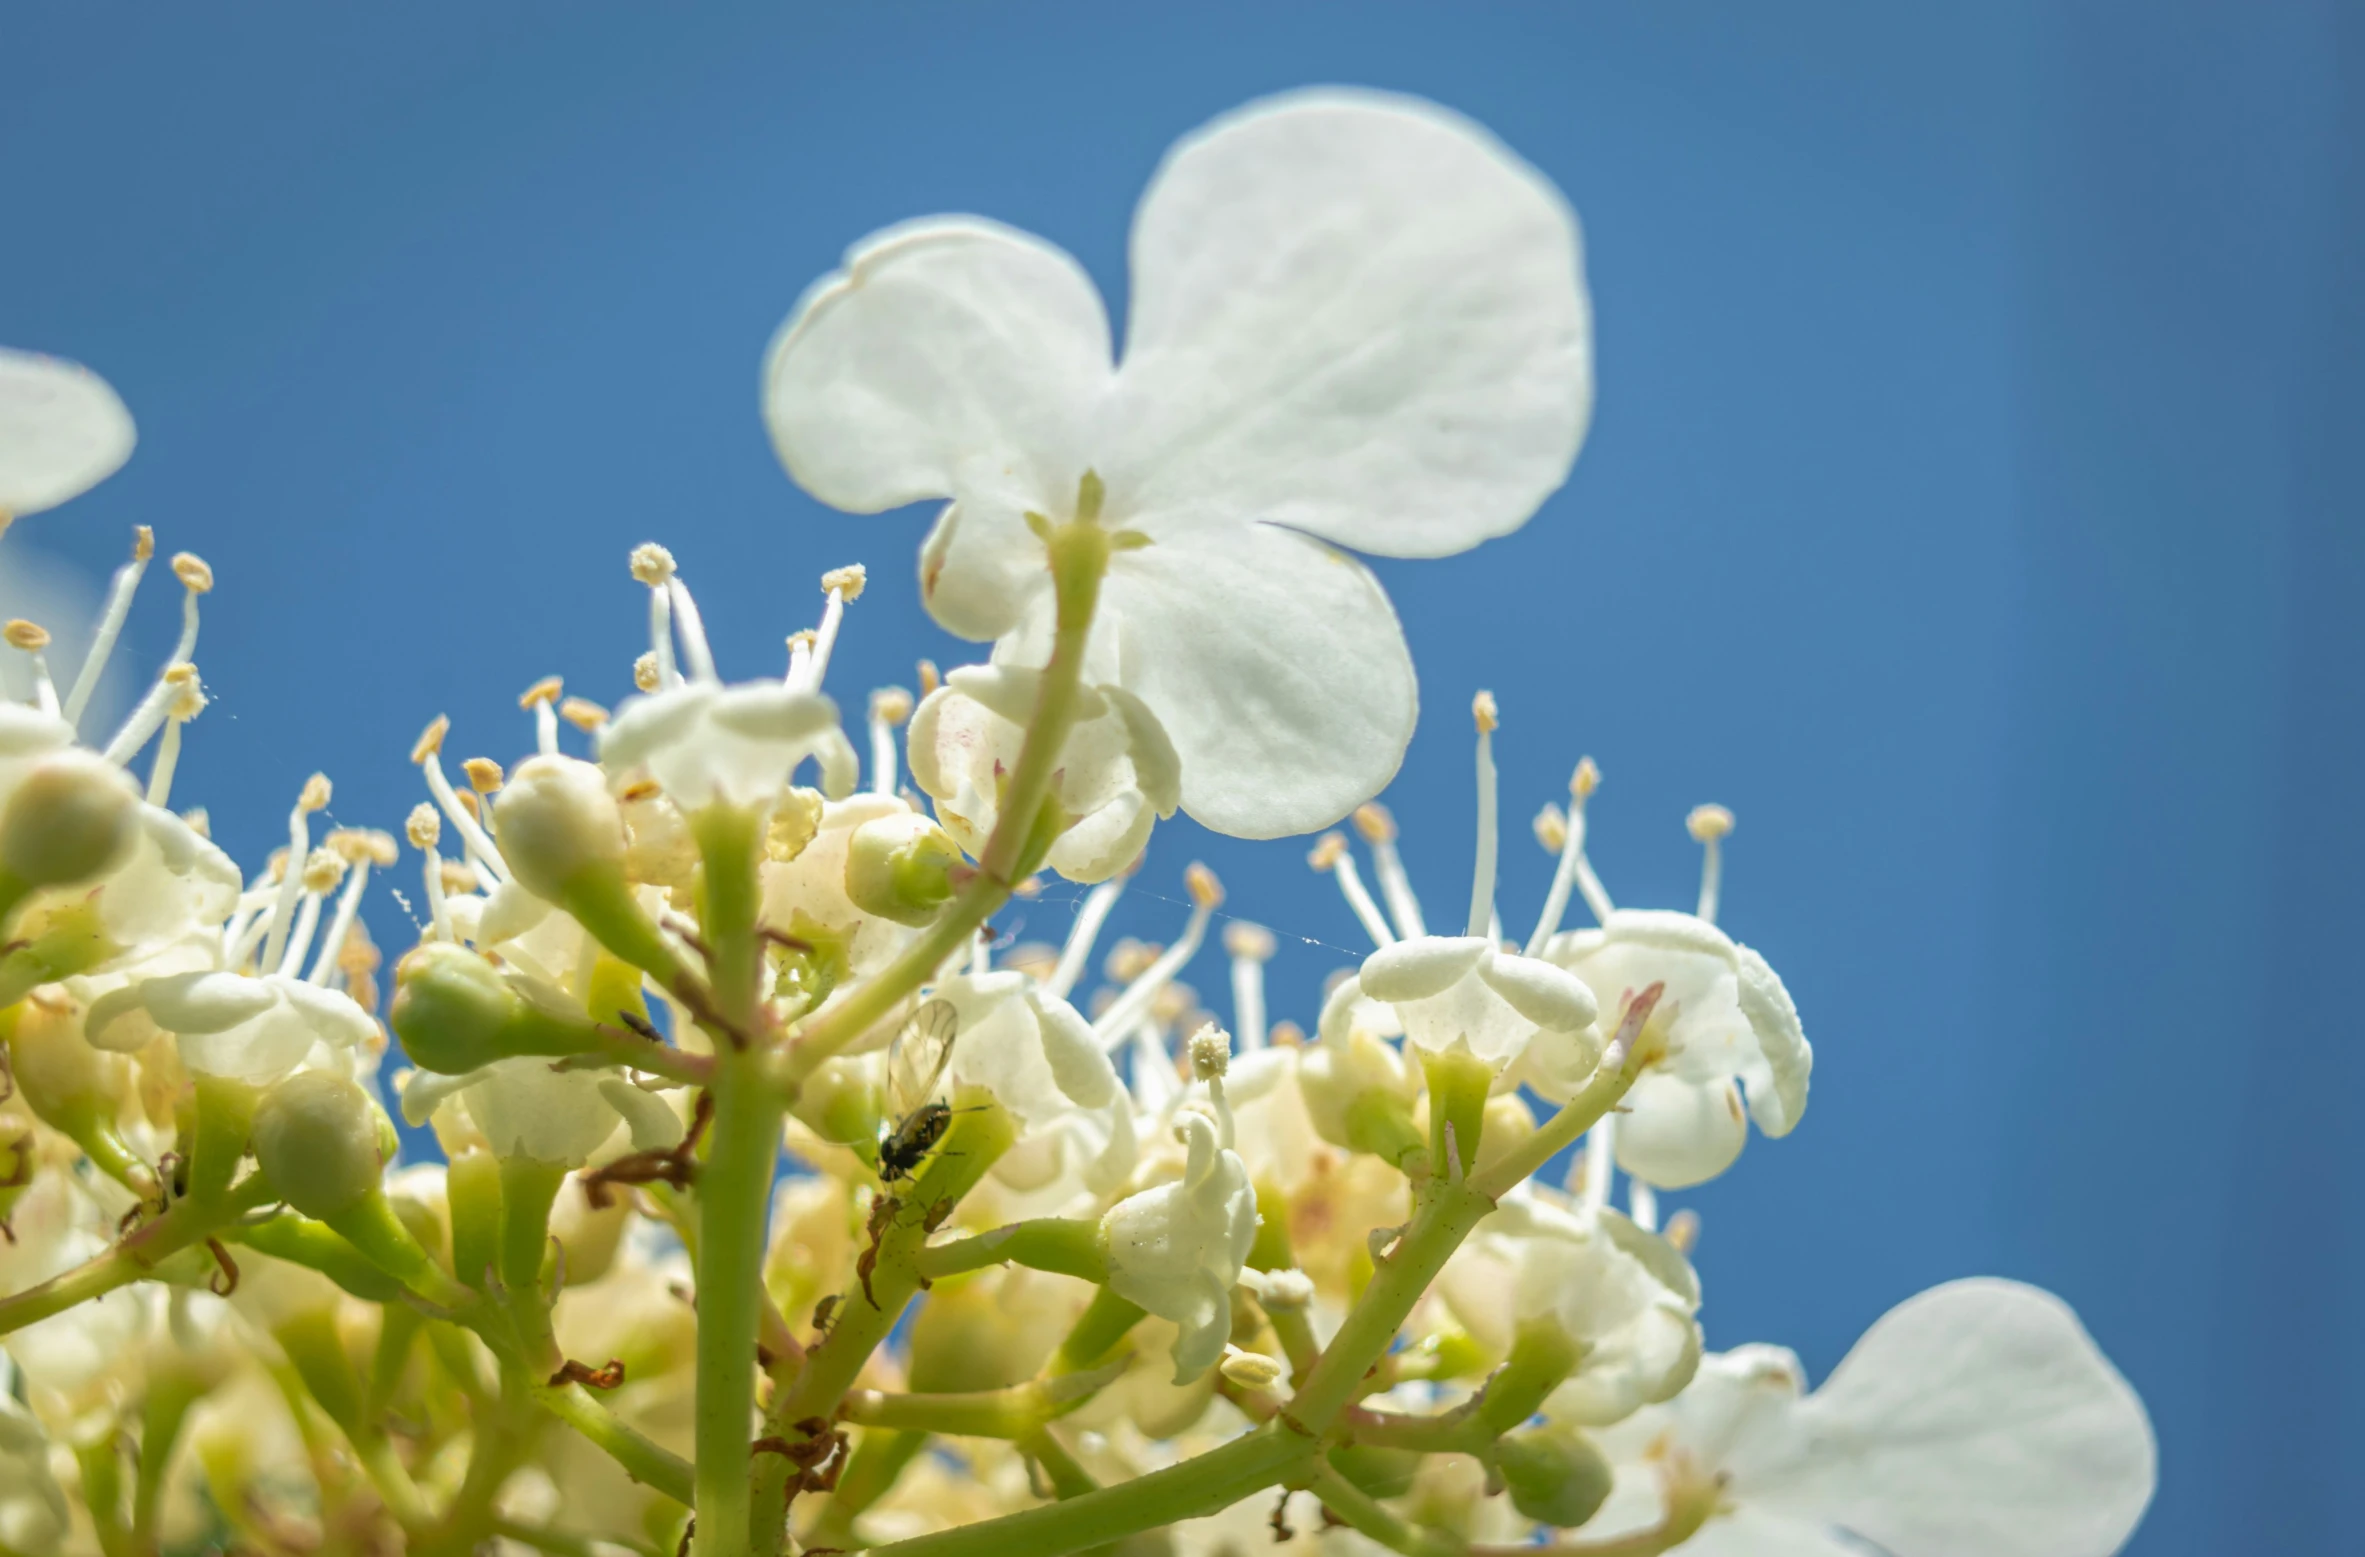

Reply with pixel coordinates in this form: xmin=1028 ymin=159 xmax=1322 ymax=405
xmin=1742 ymin=1279 xmax=2156 ymax=1557
xmin=1094 ymin=523 xmax=1416 ymax=838
xmin=1103 ymin=89 xmax=1589 ymax=559
xmin=0 ymin=350 xmax=135 ymax=517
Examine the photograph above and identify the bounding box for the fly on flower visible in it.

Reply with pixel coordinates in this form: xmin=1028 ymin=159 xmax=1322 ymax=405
xmin=878 ymin=996 xmax=961 ymax=1184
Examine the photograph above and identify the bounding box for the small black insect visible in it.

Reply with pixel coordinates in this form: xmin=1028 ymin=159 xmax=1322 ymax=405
xmin=877 ymin=998 xmax=960 ymax=1185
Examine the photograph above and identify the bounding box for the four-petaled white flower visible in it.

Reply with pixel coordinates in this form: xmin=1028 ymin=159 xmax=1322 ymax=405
xmin=603 ymin=679 xmax=852 ymax=813
xmin=88 ymin=969 xmax=377 ymax=1083
xmin=0 ymin=348 xmax=135 ymax=519
xmin=1587 ymin=1279 xmax=2156 ymax=1557
xmin=1324 ymin=935 xmax=1601 ymax=1095
xmin=1100 ymin=1110 xmax=1258 ymax=1383
xmin=1546 ymin=910 xmax=1810 ymax=1189
xmin=764 ymin=88 xmax=1592 ymax=838
xmin=907 ymin=664 xmax=1179 ymax=883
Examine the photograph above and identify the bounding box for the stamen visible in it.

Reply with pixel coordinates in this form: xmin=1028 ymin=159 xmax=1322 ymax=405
xmin=1188 ymin=1023 xmax=1235 ymax=1149
xmin=784 ymin=629 xmax=815 ymax=687
xmin=867 ymin=686 xmax=913 ymax=796
xmin=1467 ymin=691 xmax=1499 ymax=940
xmin=1628 ymin=1177 xmax=1659 ymax=1234
xmin=520 ymin=677 xmax=564 ymax=757
xmin=168 ymin=553 xmax=212 ymax=665
xmin=631 ymin=545 xmax=680 ymax=689
xmin=667 ymin=576 xmax=717 ymax=684
xmin=1687 ymin=805 xmax=1734 ymax=925
xmin=1353 ymin=803 xmax=1427 ymax=940
xmin=1581 ymin=1115 xmax=1617 ymax=1214
xmin=1223 ymin=921 xmax=1275 ymax=1052
xmin=260 ymin=776 xmax=332 ymax=976
xmin=62 ymin=526 xmax=151 ymax=730
xmin=559 ymin=697 xmax=608 ymax=733
xmin=412 ymin=717 xmax=511 ymax=885
xmin=1663 ymin=1208 xmax=1701 ymax=1256
xmin=5 ymin=621 xmax=58 ymax=716
xmin=101 ymin=660 xmax=196 ymax=766
xmin=408 ymin=803 xmax=454 ymax=942
xmin=1128 ymin=1019 xmax=1179 ymax=1113
xmin=146 ymin=666 xmax=207 ymax=806
xmin=1526 ymin=757 xmax=1609 ymax=955
xmin=275 ymin=847 xmax=346 ymax=977
xmin=1310 ymin=832 xmax=1395 ymax=948
xmin=1092 ymin=865 xmax=1222 ymax=1048
xmin=1048 ymin=872 xmax=1129 ymax=998
xmin=917 ymin=659 xmax=940 ymax=697
xmin=633 ymin=652 xmax=661 ymax=693
xmin=801 ymin=565 xmax=866 ymax=691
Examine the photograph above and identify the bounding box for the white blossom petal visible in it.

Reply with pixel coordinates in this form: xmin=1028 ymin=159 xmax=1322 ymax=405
xmin=0 ymin=349 xmax=136 ymax=517
xmin=1617 ymin=1072 xmax=1748 ymax=1190
xmin=1103 ymin=89 xmax=1589 ymax=559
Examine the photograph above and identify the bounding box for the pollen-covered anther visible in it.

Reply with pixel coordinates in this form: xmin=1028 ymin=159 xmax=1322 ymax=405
xmin=164 ymin=666 xmax=207 ymax=720
xmin=332 ymin=827 xmax=399 ymax=868
xmin=784 ymin=629 xmax=816 ymax=656
xmin=412 ymin=715 xmax=451 ymax=764
xmin=1351 ymin=803 xmax=1396 ymax=844
xmin=821 ymin=564 xmax=867 ymax=600
xmin=1268 ymin=1020 xmax=1306 ymax=1047
xmin=558 ymin=697 xmax=608 ymax=732
xmin=628 ymin=543 xmax=676 ymax=586
xmin=869 ymin=686 xmax=913 ymax=726
xmin=3 ymin=619 xmax=50 ymax=651
xmin=1687 ymin=804 xmax=1735 ymax=843
xmin=1218 ymin=1348 xmax=1284 ymax=1389
xmin=1473 ymin=689 xmax=1499 ymax=733
xmin=301 ymin=846 xmax=348 ymax=894
xmin=1257 ymin=1268 xmax=1316 ymax=1312
xmin=298 ymin=773 xmax=333 ymax=814
xmin=518 ymin=676 xmax=564 ymax=710
xmin=1105 ymin=938 xmax=1162 ymax=984
xmin=917 ymin=659 xmax=941 ymax=696
xmin=171 ymin=553 xmax=215 ymax=593
xmin=631 ymin=653 xmax=659 ymax=693
xmin=1185 ymin=862 xmax=1224 ymax=911
xmin=132 ymin=525 xmax=154 ymax=561
xmin=1308 ymin=832 xmax=1349 ymax=871
xmin=1663 ymin=1208 xmax=1701 ymax=1256
xmin=1572 ymin=756 xmax=1601 ymax=801
xmin=1187 ymin=1023 xmax=1232 ymax=1082
xmin=406 ymin=803 xmax=443 ymax=850
xmin=463 ymin=758 xmax=505 ymax=795
xmin=439 ymin=860 xmax=480 ymax=895
xmin=1534 ymin=803 xmax=1569 ymax=853
xmin=1223 ymin=922 xmax=1275 ymax=963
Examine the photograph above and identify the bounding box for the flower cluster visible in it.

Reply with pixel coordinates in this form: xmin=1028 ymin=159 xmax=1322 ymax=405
xmin=0 ymin=87 xmax=2153 ymax=1557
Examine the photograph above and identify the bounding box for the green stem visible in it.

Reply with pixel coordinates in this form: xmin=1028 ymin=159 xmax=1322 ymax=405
xmin=1306 ymin=1461 xmax=1457 ymax=1557
xmin=805 ymin=1429 xmax=929 ymax=1549
xmin=187 ymin=1075 xmax=259 ymax=1205
xmin=1052 ymin=1288 xmax=1146 ymax=1374
xmin=0 ymin=1175 xmax=273 ymax=1337
xmin=130 ymin=1372 xmax=205 ymax=1557
xmin=691 ymin=1051 xmax=785 ymax=1557
xmin=840 ymin=1357 xmax=1124 ymax=1440
xmin=1018 ymin=1425 xmax=1098 ymax=1499
xmin=500 ymin=1157 xmax=569 ymax=1375
xmin=910 ymin=1218 xmax=1107 ymax=1283
xmin=74 ymin=1437 xmax=130 ymax=1557
xmin=1472 ymin=1002 xmax=1661 ymax=1201
xmin=532 ymin=1381 xmax=695 ymax=1506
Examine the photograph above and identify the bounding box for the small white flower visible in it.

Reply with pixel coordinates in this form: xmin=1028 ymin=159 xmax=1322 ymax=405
xmin=0 ymin=347 xmax=135 ymax=519
xmin=603 ymin=679 xmax=851 ymax=813
xmin=765 ymin=89 xmax=1591 ymax=838
xmin=1326 ymin=935 xmax=1600 ymax=1089
xmin=1587 ymin=1279 xmax=2156 ymax=1557
xmin=88 ymin=969 xmax=376 ymax=1082
xmin=401 ymin=1055 xmax=623 ymax=1168
xmin=933 ymin=969 xmax=1122 ymax=1127
xmin=1100 ymin=1111 xmax=1258 ymax=1383
xmin=907 ymin=664 xmax=1179 ymax=883
xmin=1547 ymin=910 xmax=1809 ymax=1188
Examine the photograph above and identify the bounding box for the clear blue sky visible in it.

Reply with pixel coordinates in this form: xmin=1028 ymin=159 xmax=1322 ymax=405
xmin=3 ymin=5 xmax=2357 ymax=1552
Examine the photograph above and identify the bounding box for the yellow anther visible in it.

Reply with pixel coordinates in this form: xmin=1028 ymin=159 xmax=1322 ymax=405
xmin=821 ymin=564 xmax=867 ymax=600
xmin=181 ymin=807 xmax=211 ymax=838
xmin=302 ymin=847 xmax=348 ymax=894
xmin=629 ymin=543 xmax=676 ymax=585
xmin=785 ymin=629 xmax=817 ymax=656
xmin=1223 ymin=921 xmax=1276 ymax=962
xmin=406 ymin=804 xmax=442 ymax=849
xmin=454 ymin=790 xmax=481 ymax=822
xmin=331 ymin=827 xmax=399 ymax=867
xmin=462 ymin=757 xmax=504 ymax=794
xmin=518 ymin=676 xmax=563 ymax=710
xmin=1571 ymin=757 xmax=1601 ymax=801
xmin=1268 ymin=1020 xmax=1306 ymax=1048
xmin=632 ymin=652 xmax=660 ymax=692
xmin=1187 ymin=1023 xmax=1232 ymax=1081
xmin=439 ymin=859 xmax=479 ymax=896
xmin=1663 ymin=1208 xmax=1701 ymax=1256
xmin=1472 ymin=689 xmax=1499 ymax=733
xmin=3 ymin=620 xmax=49 ymax=651
xmin=165 ymin=672 xmax=207 ymax=721
xmin=869 ymin=686 xmax=913 ymax=726
xmin=297 ymin=773 xmax=333 ymax=813
xmin=1686 ymin=804 xmax=1735 ymax=843
xmin=1013 ymin=875 xmax=1043 ymax=899
xmin=131 ymin=525 xmax=154 ymax=562
xmin=559 ymin=697 xmax=608 ymax=732
xmin=1351 ymin=803 xmax=1396 ymax=844
xmin=619 ymin=778 xmax=661 ymax=803
xmin=917 ymin=659 xmax=940 ymax=696
xmin=411 ymin=715 xmax=450 ymax=764
xmin=1185 ymin=861 xmax=1224 ymax=910
xmin=1534 ymin=803 xmax=1569 ymax=854
xmin=1106 ymin=938 xmax=1162 ymax=983
xmin=1308 ymin=832 xmax=1349 ymax=871
xmin=171 ymin=553 xmax=214 ymax=593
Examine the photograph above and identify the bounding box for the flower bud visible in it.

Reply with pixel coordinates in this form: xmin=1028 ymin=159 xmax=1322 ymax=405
xmin=1297 ymin=1027 xmax=1422 ymax=1166
xmin=843 ymin=810 xmax=960 ymax=926
xmin=1493 ymin=1422 xmax=1614 ymax=1530
xmin=388 ymin=941 xmax=603 ymax=1075
xmin=493 ymin=755 xmax=625 ymax=904
xmin=252 ymin=1071 xmax=387 ymax=1220
xmin=0 ymin=751 xmax=139 ymax=907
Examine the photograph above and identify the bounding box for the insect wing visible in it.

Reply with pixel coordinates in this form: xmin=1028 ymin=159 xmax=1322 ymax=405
xmin=887 ymin=998 xmax=960 ymax=1116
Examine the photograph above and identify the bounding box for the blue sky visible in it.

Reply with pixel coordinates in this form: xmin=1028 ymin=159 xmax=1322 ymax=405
xmin=3 ymin=5 xmax=2358 ymax=1552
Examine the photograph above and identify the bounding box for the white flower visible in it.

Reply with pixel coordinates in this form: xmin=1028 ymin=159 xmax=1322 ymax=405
xmin=1100 ymin=1111 xmax=1257 ymax=1383
xmin=401 ymin=1056 xmax=623 ymax=1168
xmin=1546 ymin=910 xmax=1809 ymax=1188
xmin=764 ymin=89 xmax=1591 ymax=837
xmin=1588 ymin=1280 xmax=2156 ymax=1557
xmin=603 ymin=679 xmax=852 ymax=813
xmin=88 ymin=969 xmax=376 ymax=1082
xmin=1326 ymin=935 xmax=1600 ymax=1091
xmin=907 ymin=664 xmax=1178 ymax=883
xmin=933 ymin=969 xmax=1121 ymax=1127
xmin=1441 ymin=1194 xmax=1700 ymax=1426
xmin=760 ymin=792 xmax=925 ymax=984
xmin=0 ymin=348 xmax=135 ymax=518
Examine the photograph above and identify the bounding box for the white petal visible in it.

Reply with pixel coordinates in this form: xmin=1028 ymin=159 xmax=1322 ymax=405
xmin=1031 ymin=990 xmax=1119 ymax=1109
xmin=1077 ymin=525 xmax=1414 ymax=837
xmin=1046 ymin=787 xmax=1152 ymax=884
xmin=139 ymin=971 xmax=277 ymax=1034
xmin=269 ymin=976 xmax=377 ymax=1050
xmin=1477 ymin=950 xmax=1599 ymax=1033
xmin=1616 ymin=1073 xmax=1748 ymax=1190
xmin=1359 ymin=937 xmax=1489 ymax=1004
xmin=1100 ymin=685 xmax=1182 ymax=817
xmin=0 ymin=349 xmax=136 ymax=517
xmin=1104 ymin=89 xmax=1589 ymax=559
xmin=1744 ymin=1279 xmax=2156 ymax=1557
xmin=1734 ymin=943 xmax=1811 ymax=1137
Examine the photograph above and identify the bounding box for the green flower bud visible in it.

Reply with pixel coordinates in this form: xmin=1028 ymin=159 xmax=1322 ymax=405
xmin=491 ymin=755 xmax=624 ymax=904
xmin=0 ymin=751 xmax=140 ymax=914
xmin=252 ymin=1071 xmax=386 ymax=1220
xmin=1493 ymin=1423 xmax=1613 ymax=1530
xmin=843 ymin=811 xmax=960 ymax=926
xmin=1327 ymin=1444 xmax=1420 ymax=1501
xmin=388 ymin=941 xmax=602 ymax=1075
xmin=790 ymin=1053 xmax=884 ymax=1147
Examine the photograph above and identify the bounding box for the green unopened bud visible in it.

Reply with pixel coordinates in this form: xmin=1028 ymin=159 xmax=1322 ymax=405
xmin=0 ymin=751 xmax=140 ymax=916
xmin=1493 ymin=1423 xmax=1613 ymax=1530
xmin=4 ymin=995 xmax=148 ymax=1190
xmin=389 ymin=941 xmax=603 ymax=1075
xmin=843 ymin=811 xmax=960 ymax=926
xmin=791 ymin=1053 xmax=884 ymax=1146
xmin=1327 ymin=1444 xmax=1420 ymax=1501
xmin=495 ymin=755 xmax=685 ymax=985
xmin=252 ymin=1071 xmax=386 ymax=1220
